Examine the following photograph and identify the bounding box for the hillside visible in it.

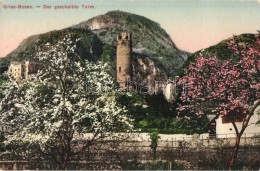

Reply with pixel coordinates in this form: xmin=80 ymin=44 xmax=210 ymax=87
xmin=178 ymin=33 xmax=260 ymax=76
xmin=72 ymin=11 xmax=188 ymax=78
xmin=2 ymin=11 xmax=188 ymax=83
xmin=5 ymin=28 xmax=102 ymax=61
xmin=72 ymin=11 xmax=188 ymax=58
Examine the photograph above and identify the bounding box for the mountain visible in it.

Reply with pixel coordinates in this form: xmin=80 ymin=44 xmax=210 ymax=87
xmin=5 ymin=28 xmax=102 ymax=61
xmin=72 ymin=10 xmax=188 ymax=79
xmin=72 ymin=10 xmax=188 ymax=61
xmin=3 ymin=10 xmax=189 ymax=81
xmin=178 ymin=33 xmax=260 ymax=76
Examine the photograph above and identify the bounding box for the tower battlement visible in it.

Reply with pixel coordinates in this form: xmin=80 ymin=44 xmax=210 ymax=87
xmin=117 ymin=32 xmax=131 ymax=41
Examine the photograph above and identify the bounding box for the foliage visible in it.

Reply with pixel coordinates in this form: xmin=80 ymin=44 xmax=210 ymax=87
xmin=0 ymin=34 xmax=133 ymax=169
xmin=178 ymin=34 xmax=260 ymax=168
xmin=198 ymin=141 xmax=260 ymax=170
xmin=0 ymin=74 xmax=8 ymax=83
xmin=101 ymin=44 xmax=116 ymax=76
xmin=198 ymin=139 xmax=231 ymax=170
xmin=0 ymin=74 xmax=9 ymax=99
xmin=0 ymin=57 xmax=9 ymax=74
xmin=0 ymin=74 xmax=8 ymax=89
xmin=169 ymin=116 xmax=208 ymax=134
xmin=149 ymin=130 xmax=160 ymax=160
xmin=116 ymin=92 xmax=208 ymax=134
xmin=0 ymin=133 xmax=5 ymax=152
xmin=178 ymin=34 xmax=260 ymax=116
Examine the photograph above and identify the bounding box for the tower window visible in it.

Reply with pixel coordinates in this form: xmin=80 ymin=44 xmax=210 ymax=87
xmin=119 ymin=67 xmax=121 ymax=73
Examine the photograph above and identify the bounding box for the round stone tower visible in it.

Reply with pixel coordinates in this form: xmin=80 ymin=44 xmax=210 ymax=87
xmin=116 ymin=32 xmax=133 ymax=88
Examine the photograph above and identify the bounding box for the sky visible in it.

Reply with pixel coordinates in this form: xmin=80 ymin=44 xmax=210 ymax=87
xmin=0 ymin=0 xmax=260 ymax=57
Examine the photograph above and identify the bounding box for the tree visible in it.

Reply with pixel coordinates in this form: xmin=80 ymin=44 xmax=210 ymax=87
xmin=149 ymin=130 xmax=160 ymax=160
xmin=178 ymin=34 xmax=260 ymax=169
xmin=0 ymin=34 xmax=133 ymax=169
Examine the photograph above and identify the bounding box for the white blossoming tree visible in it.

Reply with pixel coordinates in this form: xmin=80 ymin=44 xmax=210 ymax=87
xmin=0 ymin=35 xmax=133 ymax=169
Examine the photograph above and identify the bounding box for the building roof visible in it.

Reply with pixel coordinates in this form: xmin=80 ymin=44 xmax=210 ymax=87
xmin=10 ymin=61 xmax=22 ymax=65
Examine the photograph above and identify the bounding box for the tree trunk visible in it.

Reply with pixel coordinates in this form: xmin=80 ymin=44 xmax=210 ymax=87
xmin=228 ymin=100 xmax=260 ymax=169
xmin=58 ymin=153 xmax=70 ymax=170
xmin=228 ymin=106 xmax=257 ymax=169
xmin=61 ymin=158 xmax=68 ymax=170
xmin=228 ymin=133 xmax=242 ymax=170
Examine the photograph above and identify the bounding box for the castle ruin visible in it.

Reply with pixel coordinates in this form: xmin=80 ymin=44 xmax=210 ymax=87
xmin=116 ymin=32 xmax=176 ymax=102
xmin=8 ymin=61 xmax=38 ymax=80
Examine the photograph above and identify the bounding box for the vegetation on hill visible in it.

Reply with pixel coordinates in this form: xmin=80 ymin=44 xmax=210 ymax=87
xmin=73 ymin=10 xmax=189 ymax=77
xmin=5 ymin=28 xmax=103 ymax=63
xmin=5 ymin=11 xmax=188 ymax=79
xmin=0 ymin=57 xmax=9 ymax=74
xmin=0 ymin=74 xmax=8 ymax=99
xmin=178 ymin=33 xmax=259 ymax=76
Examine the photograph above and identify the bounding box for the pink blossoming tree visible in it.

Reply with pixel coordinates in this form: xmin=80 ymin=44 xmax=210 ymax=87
xmin=178 ymin=34 xmax=260 ymax=169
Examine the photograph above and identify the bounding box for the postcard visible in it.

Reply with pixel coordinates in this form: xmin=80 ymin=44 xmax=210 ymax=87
xmin=0 ymin=0 xmax=260 ymax=170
